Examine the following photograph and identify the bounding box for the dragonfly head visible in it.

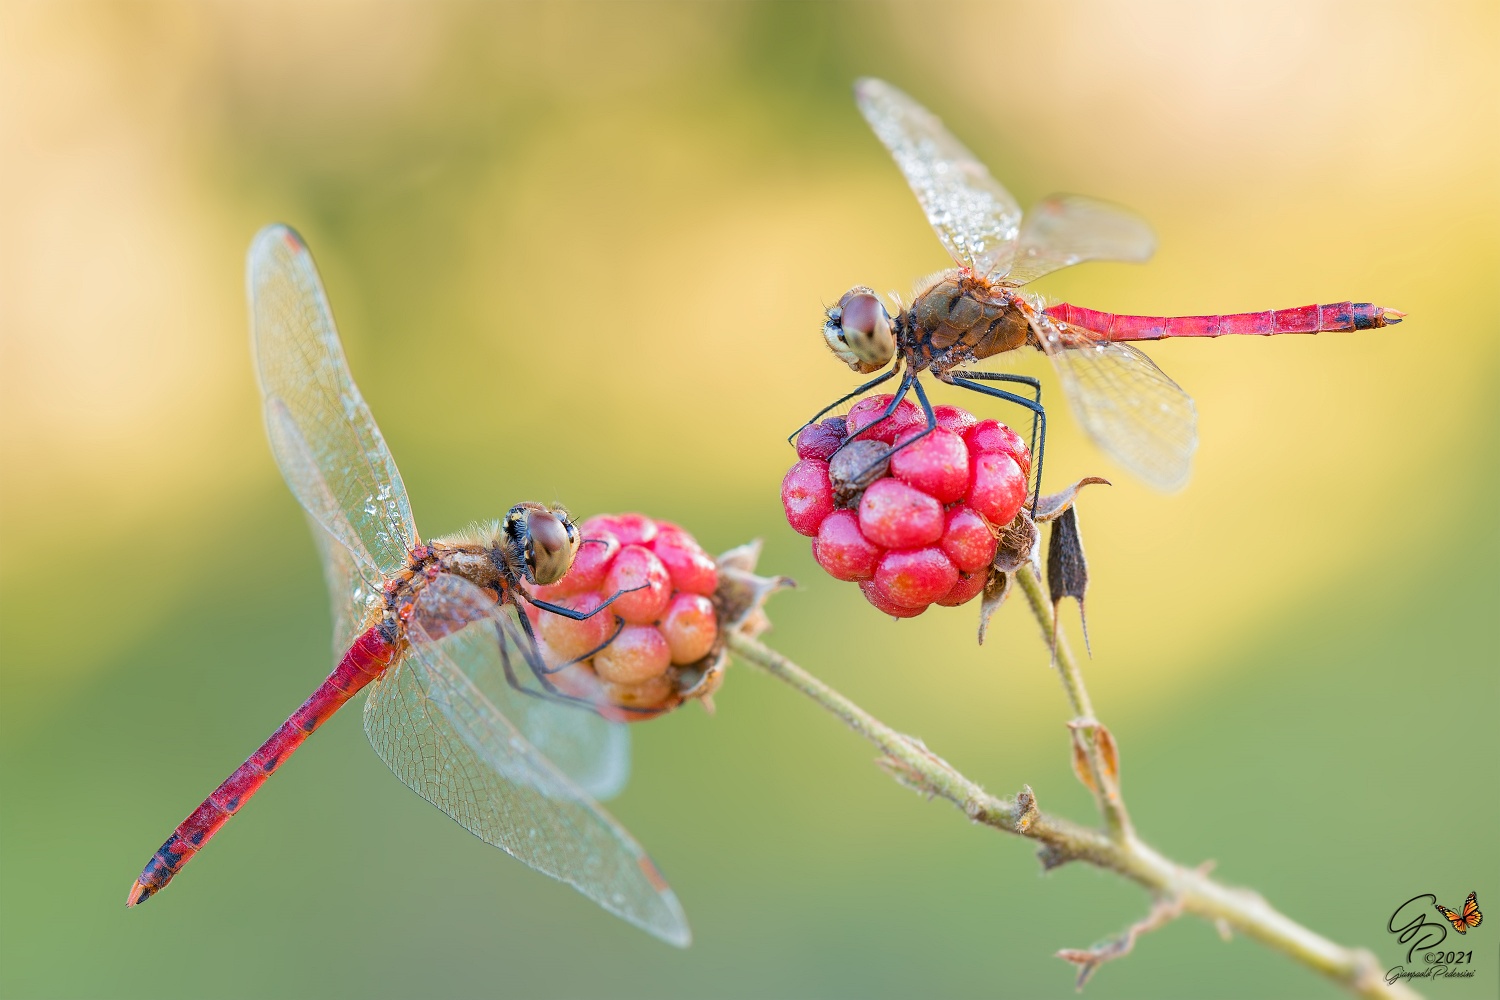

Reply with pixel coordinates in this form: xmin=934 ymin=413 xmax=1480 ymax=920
xmin=504 ymin=502 xmax=582 ymax=586
xmin=824 ymin=287 xmax=895 ymax=374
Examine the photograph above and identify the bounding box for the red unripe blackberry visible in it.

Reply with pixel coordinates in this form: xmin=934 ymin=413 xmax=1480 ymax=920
xmin=661 ymin=593 xmax=717 ymax=665
xmin=600 ymin=674 xmax=676 ymax=722
xmin=890 ymin=426 xmax=969 ymax=503
xmin=932 ymin=404 xmax=978 ymax=437
xmin=796 ymin=417 xmax=848 ymax=461
xmin=858 ymin=579 xmax=927 ymax=618
xmin=603 ymin=544 xmax=673 ymax=624
xmin=651 ymin=531 xmax=718 ymax=596
xmin=936 ymin=570 xmax=988 ymax=607
xmin=858 ymin=478 xmax=944 ymax=548
xmin=874 ymin=546 xmax=959 ymax=609
xmin=592 ymin=623 xmax=672 ymax=684
xmin=940 ymin=505 xmax=999 ymax=573
xmin=538 ymin=592 xmax=613 ymax=663
xmin=966 ymin=419 xmax=1032 ymax=477
xmin=813 ymin=508 xmax=881 ymax=581
xmin=846 ymin=393 xmax=922 ymax=444
xmin=968 ymin=451 xmax=1028 ymax=527
xmin=782 ymin=459 xmax=835 ymax=537
xmin=581 ymin=513 xmax=658 ymax=548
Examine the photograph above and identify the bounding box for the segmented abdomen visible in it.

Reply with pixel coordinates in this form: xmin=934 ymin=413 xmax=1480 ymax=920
xmin=126 ymin=625 xmax=398 ymax=906
xmin=1043 ymin=301 xmax=1401 ymax=341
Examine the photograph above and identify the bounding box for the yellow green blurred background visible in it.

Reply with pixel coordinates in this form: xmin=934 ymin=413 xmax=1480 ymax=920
xmin=2 ymin=3 xmax=1496 ymax=997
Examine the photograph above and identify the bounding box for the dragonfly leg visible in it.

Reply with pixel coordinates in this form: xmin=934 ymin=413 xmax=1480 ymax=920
xmin=945 ymin=369 xmax=1043 ymax=474
xmin=537 ymin=616 xmax=627 ymax=676
xmin=495 ymin=613 xmax=611 ymax=710
xmin=945 ymin=374 xmax=1047 ymax=514
xmin=524 ymin=584 xmax=644 ymax=621
xmin=829 ymin=369 xmax=916 ymax=461
xmin=787 ymin=366 xmax=899 ymax=444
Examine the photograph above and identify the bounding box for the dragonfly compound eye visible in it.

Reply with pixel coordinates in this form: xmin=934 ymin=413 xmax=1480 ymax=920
xmin=525 ymin=509 xmax=581 ymax=586
xmin=823 ymin=288 xmax=894 ymax=374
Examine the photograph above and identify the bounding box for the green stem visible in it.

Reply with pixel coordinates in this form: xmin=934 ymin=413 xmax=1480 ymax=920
xmin=725 ymin=627 xmax=1417 ymax=1000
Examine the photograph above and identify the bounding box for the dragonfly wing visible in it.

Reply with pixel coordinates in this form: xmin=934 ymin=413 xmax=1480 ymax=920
xmin=364 ymin=584 xmax=684 ymax=947
xmin=1003 ymin=194 xmax=1156 ymax=286
xmin=249 ymin=224 xmax=416 ymax=579
xmin=854 ymin=77 xmax=1023 ymax=277
xmin=305 ymin=513 xmax=383 ymax=659
xmin=1040 ymin=322 xmax=1198 ymax=491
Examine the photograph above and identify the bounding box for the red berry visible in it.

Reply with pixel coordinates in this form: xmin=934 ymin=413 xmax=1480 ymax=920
xmin=796 ymin=418 xmax=847 ymax=461
xmin=599 ymin=673 xmax=676 ymax=722
xmin=890 ymin=426 xmax=970 ymax=503
xmin=537 ymin=592 xmax=613 ymax=663
xmin=846 ymin=393 xmax=922 ymax=444
xmin=812 ymin=508 xmax=882 ymax=581
xmin=966 ymin=419 xmax=1032 ymax=476
xmin=660 ymin=592 xmax=718 ymax=665
xmin=581 ymin=513 xmax=657 ymax=547
xmin=603 ymin=545 xmax=672 ymax=624
xmin=858 ymin=579 xmax=927 ymax=618
xmin=937 ymin=570 xmax=988 ymax=607
xmin=592 ymin=624 xmax=672 ymax=684
xmin=858 ymin=478 xmax=944 ymax=548
xmin=781 ymin=459 xmax=835 ymax=537
xmin=932 ymin=404 xmax=978 ymax=437
xmin=968 ymin=451 xmax=1028 ymax=527
xmin=874 ymin=547 xmax=959 ymax=609
xmin=651 ymin=531 xmax=718 ymax=596
xmin=940 ymin=505 xmax=998 ymax=573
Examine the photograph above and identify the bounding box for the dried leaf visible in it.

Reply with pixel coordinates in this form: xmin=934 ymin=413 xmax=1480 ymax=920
xmin=1095 ymin=723 xmax=1120 ymax=788
xmin=1070 ymin=735 xmax=1098 ymax=794
xmin=1047 ymin=505 xmax=1091 ymax=654
xmin=1034 ymin=476 xmax=1111 ymax=523
xmin=975 ymin=569 xmax=1012 ymax=645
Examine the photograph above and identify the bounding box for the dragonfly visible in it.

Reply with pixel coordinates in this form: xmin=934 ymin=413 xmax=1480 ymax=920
xmin=810 ymin=78 xmax=1403 ymax=493
xmin=126 ymin=224 xmax=691 ymax=947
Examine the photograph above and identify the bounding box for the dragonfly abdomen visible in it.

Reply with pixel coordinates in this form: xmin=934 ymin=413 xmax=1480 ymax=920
xmin=1044 ymin=301 xmax=1403 ymax=341
xmin=126 ymin=625 xmax=399 ymax=907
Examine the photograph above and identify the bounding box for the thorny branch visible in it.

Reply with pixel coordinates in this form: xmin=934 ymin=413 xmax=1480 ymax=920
xmin=725 ymin=563 xmax=1418 ymax=1000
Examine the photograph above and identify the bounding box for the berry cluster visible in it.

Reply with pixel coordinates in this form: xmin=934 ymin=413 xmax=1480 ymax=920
xmin=525 ymin=513 xmax=721 ymax=721
xmin=781 ymin=395 xmax=1032 ymax=618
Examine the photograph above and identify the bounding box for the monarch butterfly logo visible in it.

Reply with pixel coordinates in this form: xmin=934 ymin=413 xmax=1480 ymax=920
xmin=1434 ymin=891 xmax=1482 ymax=934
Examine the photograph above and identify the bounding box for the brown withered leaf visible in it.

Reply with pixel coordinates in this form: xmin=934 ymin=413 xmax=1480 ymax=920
xmin=1095 ymin=723 xmax=1120 ymax=788
xmin=1034 ymin=476 xmax=1111 ymax=523
xmin=1047 ymin=505 xmax=1091 ymax=655
xmin=1070 ymin=736 xmax=1098 ymax=794
xmin=975 ymin=568 xmax=1012 ymax=645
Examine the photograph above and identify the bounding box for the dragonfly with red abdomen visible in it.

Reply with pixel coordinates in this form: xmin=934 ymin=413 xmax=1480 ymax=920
xmin=808 ymin=78 xmax=1402 ymax=493
xmin=126 ymin=224 xmax=691 ymax=947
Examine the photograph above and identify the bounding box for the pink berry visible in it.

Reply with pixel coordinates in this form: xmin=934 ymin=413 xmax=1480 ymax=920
xmin=966 ymin=419 xmax=1032 ymax=477
xmin=599 ymin=673 xmax=676 ymax=722
xmin=603 ymin=545 xmax=672 ymax=624
xmin=651 ymin=531 xmax=718 ymax=596
xmin=592 ymin=624 xmax=672 ymax=684
xmin=858 ymin=579 xmax=927 ymax=618
xmin=796 ymin=417 xmax=848 ymax=461
xmin=890 ymin=426 xmax=970 ymax=503
xmin=781 ymin=459 xmax=835 ymax=537
xmin=581 ymin=513 xmax=657 ymax=547
xmin=812 ymin=508 xmax=882 ymax=581
xmin=932 ymin=404 xmax=978 ymax=437
xmin=660 ymin=592 xmax=718 ymax=665
xmin=846 ymin=393 xmax=923 ymax=444
xmin=940 ymin=505 xmax=998 ymax=573
xmin=936 ymin=570 xmax=989 ymax=607
xmin=874 ymin=547 xmax=959 ymax=609
xmin=537 ymin=592 xmax=613 ymax=663
xmin=968 ymin=451 xmax=1028 ymax=527
xmin=858 ymin=478 xmax=944 ymax=549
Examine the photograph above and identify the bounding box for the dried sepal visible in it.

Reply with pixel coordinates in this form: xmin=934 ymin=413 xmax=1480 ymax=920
xmin=975 ymin=568 xmax=1012 ymax=645
xmin=1047 ymin=505 xmax=1091 ymax=655
xmin=1070 ymin=734 xmax=1098 ymax=794
xmin=1068 ymin=718 xmax=1123 ymax=803
xmin=1034 ymin=476 xmax=1111 ymax=523
xmin=993 ymin=508 xmax=1039 ymax=574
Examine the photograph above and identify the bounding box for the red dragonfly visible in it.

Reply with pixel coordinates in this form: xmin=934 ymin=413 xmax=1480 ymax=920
xmin=126 ymin=225 xmax=690 ymax=947
xmin=812 ymin=78 xmax=1402 ymax=491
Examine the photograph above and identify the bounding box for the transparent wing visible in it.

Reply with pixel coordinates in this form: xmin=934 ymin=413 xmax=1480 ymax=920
xmin=249 ymin=224 xmax=416 ymax=579
xmin=1002 ymin=194 xmax=1157 ymax=286
xmin=854 ymin=77 xmax=1022 ymax=277
xmin=363 ymin=576 xmax=686 ymax=946
xmin=1039 ymin=321 xmax=1198 ymax=491
xmin=305 ymin=513 xmax=382 ymax=659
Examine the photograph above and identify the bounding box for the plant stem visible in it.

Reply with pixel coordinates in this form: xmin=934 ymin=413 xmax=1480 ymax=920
xmin=726 ymin=611 xmax=1416 ymax=999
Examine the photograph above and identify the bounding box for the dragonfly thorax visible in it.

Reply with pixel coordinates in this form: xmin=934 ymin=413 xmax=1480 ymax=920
xmin=904 ymin=270 xmax=1031 ymax=371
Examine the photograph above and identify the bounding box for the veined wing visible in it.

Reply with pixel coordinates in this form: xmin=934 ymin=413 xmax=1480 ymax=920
xmin=363 ymin=575 xmax=685 ymax=945
xmin=1039 ymin=320 xmax=1198 ymax=491
xmin=855 ymin=77 xmax=1022 ymax=277
xmin=306 ymin=513 xmax=383 ymax=659
xmin=1002 ymin=194 xmax=1156 ymax=286
xmin=249 ymin=224 xmax=416 ymax=580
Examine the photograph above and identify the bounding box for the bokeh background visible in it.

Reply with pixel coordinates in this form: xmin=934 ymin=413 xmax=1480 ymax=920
xmin=2 ymin=3 xmax=1496 ymax=998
